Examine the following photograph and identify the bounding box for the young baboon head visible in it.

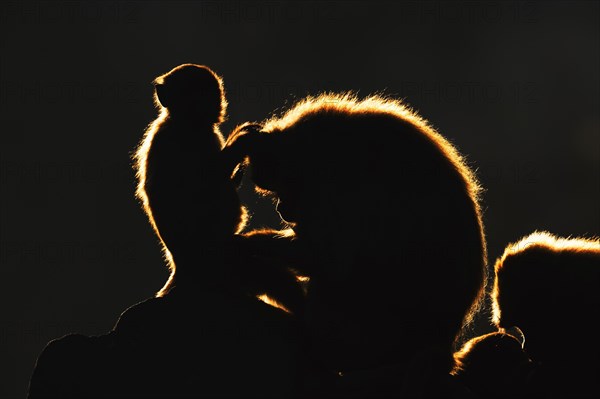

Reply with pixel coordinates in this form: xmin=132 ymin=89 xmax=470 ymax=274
xmin=153 ymin=63 xmax=227 ymax=123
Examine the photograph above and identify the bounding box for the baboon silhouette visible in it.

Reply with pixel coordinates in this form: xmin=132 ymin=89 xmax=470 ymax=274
xmin=225 ymin=93 xmax=488 ymax=397
xmin=133 ymin=63 xmax=241 ymax=296
xmin=133 ymin=65 xmax=303 ymax=312
xmin=28 ymin=65 xmax=304 ymax=398
xmin=490 ymin=231 xmax=600 ymax=398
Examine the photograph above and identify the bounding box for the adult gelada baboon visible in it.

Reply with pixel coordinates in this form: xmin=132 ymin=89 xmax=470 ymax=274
xmin=225 ymin=93 xmax=488 ymax=397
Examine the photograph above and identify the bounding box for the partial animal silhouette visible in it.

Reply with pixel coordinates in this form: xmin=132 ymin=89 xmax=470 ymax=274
xmin=452 ymin=331 xmax=534 ymax=399
xmin=490 ymin=231 xmax=600 ymax=398
xmin=133 ymin=63 xmax=240 ymax=296
xmin=28 ymin=65 xmax=305 ymax=398
xmin=224 ymin=93 xmax=488 ymax=398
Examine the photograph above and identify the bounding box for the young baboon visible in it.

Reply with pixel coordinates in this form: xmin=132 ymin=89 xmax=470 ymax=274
xmin=133 ymin=65 xmax=304 ymax=312
xmin=133 ymin=63 xmax=241 ymax=296
xmin=28 ymin=66 xmax=306 ymax=398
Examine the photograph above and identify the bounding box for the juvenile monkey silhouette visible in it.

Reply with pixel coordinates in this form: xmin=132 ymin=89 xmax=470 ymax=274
xmin=133 ymin=65 xmax=303 ymax=311
xmin=490 ymin=231 xmax=600 ymax=398
xmin=225 ymin=93 xmax=488 ymax=397
xmin=28 ymin=65 xmax=305 ymax=398
xmin=126 ymin=64 xmax=304 ymax=396
xmin=133 ymin=63 xmax=241 ymax=296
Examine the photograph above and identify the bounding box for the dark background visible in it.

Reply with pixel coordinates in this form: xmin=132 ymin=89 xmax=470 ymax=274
xmin=1 ymin=1 xmax=598 ymax=397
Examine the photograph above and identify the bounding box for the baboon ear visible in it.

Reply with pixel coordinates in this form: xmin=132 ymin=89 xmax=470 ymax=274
xmin=154 ymin=84 xmax=171 ymax=108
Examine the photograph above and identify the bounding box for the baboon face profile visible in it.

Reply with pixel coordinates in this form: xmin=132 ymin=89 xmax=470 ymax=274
xmin=153 ymin=63 xmax=227 ymax=123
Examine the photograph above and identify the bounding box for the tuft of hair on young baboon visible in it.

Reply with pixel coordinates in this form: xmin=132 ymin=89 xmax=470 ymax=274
xmin=132 ymin=63 xmax=243 ymax=297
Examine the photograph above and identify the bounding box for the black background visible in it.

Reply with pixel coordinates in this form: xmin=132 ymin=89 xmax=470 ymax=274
xmin=1 ymin=1 xmax=598 ymax=397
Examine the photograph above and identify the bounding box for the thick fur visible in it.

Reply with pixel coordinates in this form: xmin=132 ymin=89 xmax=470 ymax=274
xmin=225 ymin=93 xmax=488 ymax=385
xmin=491 ymin=231 xmax=600 ymax=398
